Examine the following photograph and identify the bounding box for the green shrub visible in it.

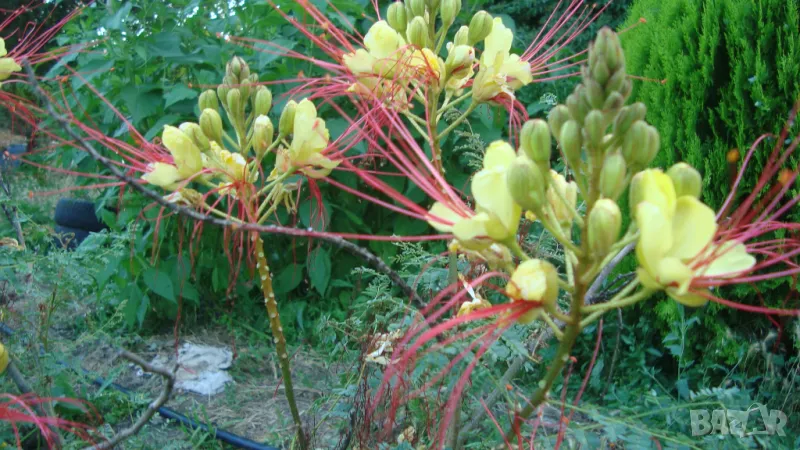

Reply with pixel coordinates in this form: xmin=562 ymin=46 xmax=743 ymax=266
xmin=617 ymin=0 xmax=800 ymax=364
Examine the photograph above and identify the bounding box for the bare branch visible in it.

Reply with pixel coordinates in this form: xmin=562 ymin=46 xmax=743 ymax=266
xmin=83 ymin=350 xmax=176 ymax=450
xmin=20 ymin=61 xmax=424 ymax=308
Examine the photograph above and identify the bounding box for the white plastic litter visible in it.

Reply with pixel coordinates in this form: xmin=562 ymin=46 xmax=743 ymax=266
xmin=173 ymin=343 xmax=234 ymax=396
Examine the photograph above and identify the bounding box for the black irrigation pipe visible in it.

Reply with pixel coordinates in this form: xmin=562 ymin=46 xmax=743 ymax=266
xmin=0 ymin=322 xmax=280 ymax=450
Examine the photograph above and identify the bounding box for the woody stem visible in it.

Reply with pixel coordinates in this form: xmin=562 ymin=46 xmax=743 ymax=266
xmin=254 ymin=236 xmax=308 ymax=450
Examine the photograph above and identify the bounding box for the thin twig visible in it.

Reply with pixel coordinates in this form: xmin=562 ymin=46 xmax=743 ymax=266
xmin=83 ymin=350 xmax=176 ymax=450
xmin=601 ymin=308 xmax=624 ymax=398
xmin=20 ymin=61 xmax=424 ymax=309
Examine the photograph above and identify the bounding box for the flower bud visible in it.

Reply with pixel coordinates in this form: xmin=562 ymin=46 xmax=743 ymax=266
xmin=548 ymin=105 xmax=570 ymax=143
xmin=217 ymin=84 xmax=230 ymax=109
xmin=602 ymin=91 xmax=624 ymax=114
xmin=507 ymin=155 xmax=546 ymax=212
xmin=591 ymin=59 xmax=610 ymax=86
xmin=445 ymin=44 xmax=475 ymax=78
xmin=179 ymin=122 xmax=210 ymax=152
xmin=238 ymin=79 xmax=251 ymax=102
xmin=253 ymin=115 xmax=274 ymax=154
xmin=641 ymin=125 xmax=660 ymax=166
xmin=628 ymin=170 xmax=644 ymax=209
xmin=226 ymin=56 xmax=250 ymax=83
xmin=441 ymin=0 xmax=461 ymax=25
xmin=387 ymin=2 xmax=408 ymax=33
xmin=406 ymin=16 xmax=429 ymax=48
xmin=468 ymin=11 xmax=493 ymax=45
xmin=627 ymin=124 xmax=659 ymax=168
xmin=667 ymin=162 xmax=702 ymax=199
xmin=599 ymin=152 xmax=627 ymax=200
xmin=621 ymin=120 xmax=648 ymax=162
xmin=584 ymin=78 xmax=605 ymax=110
xmin=279 ymin=100 xmax=298 ymax=136
xmin=559 ymin=120 xmax=582 ymax=168
xmin=506 ymin=259 xmax=560 ymax=307
xmin=588 ymin=198 xmax=622 ymax=258
xmin=520 ymin=119 xmax=551 ymax=166
xmin=613 ymin=103 xmax=646 ymax=137
xmin=198 ymin=90 xmax=218 ymax=112
xmin=583 ymin=110 xmax=605 ymax=150
xmin=200 ymin=108 xmax=223 ymax=144
xmin=426 ymin=0 xmax=441 ymax=12
xmin=407 ymin=0 xmax=426 ymax=18
xmin=226 ymin=88 xmax=242 ymax=116
xmin=566 ymin=90 xmax=586 ymax=124
xmin=454 ymin=25 xmax=470 ymax=46
xmin=605 ymin=69 xmax=626 ymax=95
xmin=254 ymin=87 xmax=273 ymax=117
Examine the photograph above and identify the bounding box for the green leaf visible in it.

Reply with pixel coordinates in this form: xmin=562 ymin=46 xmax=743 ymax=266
xmin=142 ymin=268 xmax=176 ymax=303
xmin=119 ymin=86 xmax=162 ymax=125
xmin=148 ymin=32 xmax=185 ymax=58
xmin=273 ymin=263 xmax=305 ymax=295
xmin=144 ymin=114 xmax=181 ymax=141
xmin=124 ymin=283 xmax=143 ymax=328
xmin=255 ymin=39 xmax=298 ymax=69
xmin=298 ymin=198 xmax=331 ymax=231
xmin=307 ymin=247 xmax=331 ymax=295
xmin=137 ymin=294 xmax=150 ymax=328
xmin=164 ymin=84 xmax=198 ymax=108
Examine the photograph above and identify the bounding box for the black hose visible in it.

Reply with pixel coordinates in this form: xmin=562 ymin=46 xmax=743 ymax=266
xmin=0 ymin=322 xmax=280 ymax=450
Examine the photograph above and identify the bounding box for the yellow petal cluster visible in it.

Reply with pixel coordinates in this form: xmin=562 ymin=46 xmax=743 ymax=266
xmin=0 ymin=38 xmax=22 ymax=85
xmin=271 ymin=99 xmax=339 ymax=180
xmin=634 ymin=169 xmax=756 ymax=307
xmin=142 ymin=126 xmax=204 ymax=189
xmin=427 ymin=141 xmax=521 ymax=248
xmin=472 ymin=18 xmax=532 ymax=102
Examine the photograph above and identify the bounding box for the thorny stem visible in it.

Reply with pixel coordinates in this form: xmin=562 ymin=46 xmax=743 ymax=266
xmin=255 ymin=236 xmax=308 ymax=450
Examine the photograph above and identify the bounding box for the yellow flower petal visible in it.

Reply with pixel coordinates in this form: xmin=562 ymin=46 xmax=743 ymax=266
xmin=502 ymin=54 xmax=532 ymax=89
xmin=291 ymin=99 xmax=329 ymax=162
xmin=453 ymin=213 xmax=492 ymax=249
xmin=0 ymin=57 xmax=22 ymax=81
xmin=0 ymin=38 xmax=7 ymax=57
xmin=639 ymin=169 xmax=677 ymax=217
xmin=668 ymin=196 xmax=717 ymax=261
xmin=142 ymin=162 xmax=182 ymax=188
xmin=482 ymin=18 xmax=512 ymax=66
xmin=0 ymin=342 xmax=8 ymax=374
xmin=698 ymin=242 xmax=756 ymax=278
xmin=427 ymin=202 xmax=463 ymax=232
xmin=483 ymin=141 xmax=516 ymax=170
xmin=637 ymin=267 xmax=662 ymax=289
xmin=343 ymin=49 xmax=378 ymax=75
xmin=506 ymin=259 xmax=558 ymax=305
xmin=635 ymin=202 xmax=673 ymax=277
xmin=656 ymin=257 xmax=694 ymax=294
xmin=666 ymin=287 xmax=709 ymax=308
xmin=162 ymin=126 xmax=202 ymax=178
xmin=363 ymin=20 xmax=406 ymax=60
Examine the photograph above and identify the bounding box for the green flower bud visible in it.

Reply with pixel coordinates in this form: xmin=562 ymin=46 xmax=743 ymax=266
xmin=253 ymin=115 xmax=274 ymax=154
xmin=621 ymin=120 xmax=648 ymax=162
xmin=468 ymin=11 xmax=493 ymax=45
xmin=426 ymin=0 xmax=441 ymax=12
xmin=613 ymin=103 xmax=646 ymax=137
xmin=548 ymin=105 xmax=570 ymax=144
xmin=454 ymin=25 xmax=469 ymax=46
xmin=507 ymin=155 xmax=547 ymax=212
xmin=634 ymin=125 xmax=660 ymax=167
xmin=198 ymin=90 xmax=218 ymax=112
xmin=566 ymin=87 xmax=588 ymax=124
xmin=200 ymin=108 xmax=224 ymax=145
xmin=584 ymin=78 xmax=605 ymax=110
xmin=254 ymin=87 xmax=273 ymax=117
xmin=441 ymin=0 xmax=461 ymax=25
xmin=599 ymin=152 xmax=627 ymax=200
xmin=583 ymin=110 xmax=605 ymax=150
xmin=588 ymin=198 xmax=622 ymax=258
xmin=217 ymin=84 xmax=230 ymax=110
xmin=248 ymin=73 xmax=259 ymax=85
xmin=591 ymin=59 xmax=611 ymax=86
xmin=603 ymin=28 xmax=624 ymax=71
xmin=605 ymin=69 xmax=626 ymax=95
xmin=179 ymin=122 xmax=210 ymax=152
xmin=387 ymin=2 xmax=408 ymax=33
xmin=407 ymin=0 xmax=426 ymax=18
xmin=238 ymin=79 xmax=251 ymax=102
xmin=602 ymin=91 xmax=624 ymax=114
xmin=406 ymin=16 xmax=429 ymax=48
xmin=560 ymin=120 xmax=582 ymax=168
xmin=279 ymin=100 xmax=298 ymax=136
xmin=667 ymin=162 xmax=702 ymax=199
xmin=226 ymin=89 xmax=242 ymax=116
xmin=226 ymin=56 xmax=250 ymax=83
xmin=520 ymin=119 xmax=551 ymax=166
xmin=619 ymin=78 xmax=633 ymax=100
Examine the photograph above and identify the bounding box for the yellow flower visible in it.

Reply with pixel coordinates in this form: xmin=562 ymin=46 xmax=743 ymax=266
xmin=270 ymin=99 xmax=339 ymax=180
xmin=142 ymin=126 xmax=204 ymax=189
xmin=505 ymin=259 xmax=559 ymax=324
xmin=0 ymin=38 xmax=22 ymax=85
xmin=444 ymin=43 xmax=476 ymax=92
xmin=546 ymin=170 xmax=578 ymax=226
xmin=635 ymin=169 xmax=756 ymax=307
xmin=427 ymin=141 xmax=521 ymax=246
xmin=343 ymin=20 xmax=407 ymax=78
xmin=0 ymin=341 xmax=9 ymax=374
xmin=472 ymin=18 xmax=532 ymax=102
